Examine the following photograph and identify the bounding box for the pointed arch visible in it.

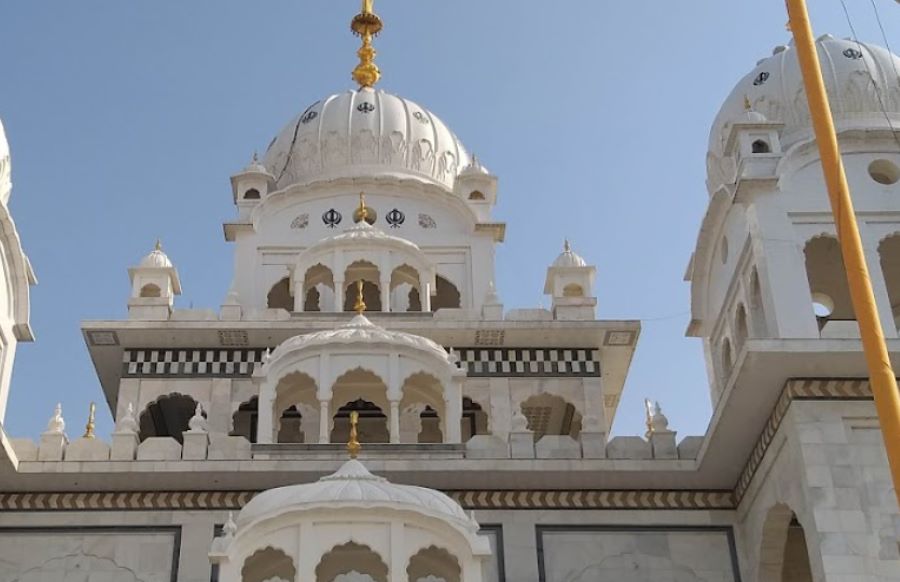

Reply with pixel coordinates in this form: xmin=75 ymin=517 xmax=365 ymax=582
xmin=267 ymin=277 xmax=293 ymax=311
xmin=315 ymin=541 xmax=388 ymax=582
xmin=241 ymin=546 xmax=295 ymax=582
xmin=138 ymin=392 xmax=200 ymax=443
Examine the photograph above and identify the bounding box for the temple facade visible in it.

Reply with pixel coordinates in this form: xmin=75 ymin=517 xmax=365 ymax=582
xmin=1 ymin=4 xmax=900 ymax=581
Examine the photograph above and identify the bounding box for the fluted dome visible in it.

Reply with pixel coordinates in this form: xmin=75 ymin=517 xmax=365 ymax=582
xmin=708 ymin=35 xmax=900 ymax=189
xmin=237 ymin=459 xmax=472 ymax=528
xmin=552 ymin=241 xmax=587 ymax=268
xmin=264 ymin=88 xmax=470 ymax=191
xmin=268 ymin=314 xmax=450 ymax=364
xmin=139 ymin=247 xmax=173 ymax=269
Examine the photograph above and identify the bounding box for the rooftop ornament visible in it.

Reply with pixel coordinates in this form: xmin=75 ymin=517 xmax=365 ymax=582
xmin=351 ymin=0 xmax=383 ymax=88
xmin=347 ymin=410 xmax=361 ymax=459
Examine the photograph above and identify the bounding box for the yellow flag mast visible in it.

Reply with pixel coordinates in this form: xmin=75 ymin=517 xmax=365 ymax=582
xmin=786 ymin=0 xmax=900 ymax=509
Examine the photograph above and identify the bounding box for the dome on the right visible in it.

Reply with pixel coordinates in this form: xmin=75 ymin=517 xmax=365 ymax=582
xmin=708 ymin=35 xmax=900 ymax=161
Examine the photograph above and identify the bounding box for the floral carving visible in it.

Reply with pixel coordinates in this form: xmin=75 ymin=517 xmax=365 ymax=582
xmin=290 ymin=214 xmax=309 ymax=229
xmin=418 ymin=213 xmax=437 ymax=229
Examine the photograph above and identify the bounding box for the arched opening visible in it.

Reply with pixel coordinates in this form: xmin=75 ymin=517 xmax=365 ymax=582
xmin=462 ymin=396 xmax=489 ymax=442
xmin=720 ymin=338 xmax=733 ymax=383
xmin=400 ymin=372 xmax=446 ymax=443
xmin=751 ymin=139 xmax=771 ymax=154
xmin=390 ymin=264 xmax=423 ymax=312
xmin=303 ymin=264 xmax=335 ymax=312
xmin=879 ymin=234 xmax=900 ymax=330
xmin=758 ymin=504 xmax=813 ymax=582
xmin=562 ymin=283 xmax=585 ymax=297
xmin=330 ymin=368 xmax=390 ymax=443
xmin=433 ymin=275 xmax=461 ymax=311
xmin=267 ymin=277 xmax=294 ymax=311
xmin=749 ymin=268 xmax=767 ymax=337
xmin=273 ymin=372 xmax=318 ymax=444
xmin=468 ymin=190 xmax=486 ymax=201
xmin=407 ymin=545 xmax=462 ymax=582
xmin=805 ymin=236 xmax=855 ymax=335
xmin=519 ymin=393 xmax=582 ymax=442
xmin=139 ymin=283 xmax=161 ymax=298
xmin=315 ymin=542 xmax=388 ymax=582
xmin=734 ymin=303 xmax=749 ymax=353
xmin=243 ymin=188 xmax=261 ymax=200
xmin=343 ymin=261 xmax=382 ymax=311
xmin=138 ymin=393 xmax=199 ymax=443
xmin=231 ymin=396 xmax=258 ymax=443
xmin=241 ymin=546 xmax=295 ymax=582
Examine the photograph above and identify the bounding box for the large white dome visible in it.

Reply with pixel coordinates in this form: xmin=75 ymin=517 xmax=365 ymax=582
xmin=237 ymin=459 xmax=472 ymax=528
xmin=708 ymin=35 xmax=900 ymax=189
xmin=264 ymin=88 xmax=470 ymax=191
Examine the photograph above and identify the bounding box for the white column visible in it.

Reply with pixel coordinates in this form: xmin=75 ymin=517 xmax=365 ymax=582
xmin=420 ymin=278 xmax=432 ymax=312
xmin=293 ymin=280 xmax=305 ymax=312
xmin=257 ymin=390 xmax=275 ymax=444
xmin=865 ymin=247 xmax=898 ymax=338
xmin=318 ymin=399 xmax=330 ymax=444
xmin=445 ymin=378 xmax=463 ymax=443
xmin=389 ymin=521 xmax=405 ymax=582
xmin=380 ymin=277 xmax=391 ymax=312
xmin=332 ymin=279 xmax=345 ymax=312
xmin=389 ymin=400 xmax=400 ymax=444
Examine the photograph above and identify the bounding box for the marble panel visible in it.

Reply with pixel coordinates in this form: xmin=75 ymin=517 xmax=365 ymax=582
xmin=0 ymin=528 xmax=178 ymax=582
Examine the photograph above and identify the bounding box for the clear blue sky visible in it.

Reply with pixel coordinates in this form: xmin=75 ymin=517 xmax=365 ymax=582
xmin=1 ymin=1 xmax=897 ymax=441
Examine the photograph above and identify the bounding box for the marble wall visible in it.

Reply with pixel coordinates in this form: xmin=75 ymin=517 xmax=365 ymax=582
xmin=537 ymin=527 xmax=738 ymax=582
xmin=0 ymin=527 xmax=179 ymax=582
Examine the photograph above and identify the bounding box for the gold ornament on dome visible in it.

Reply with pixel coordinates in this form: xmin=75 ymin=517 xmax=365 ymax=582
xmin=354 ymin=280 xmax=367 ymax=315
xmin=350 ymin=0 xmax=383 ymax=88
xmin=83 ymin=402 xmax=96 ymax=439
xmin=353 ymin=191 xmax=377 ymax=224
xmin=347 ymin=410 xmax=362 ymax=459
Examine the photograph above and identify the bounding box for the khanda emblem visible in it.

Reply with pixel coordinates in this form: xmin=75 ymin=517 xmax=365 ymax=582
xmin=322 ymin=208 xmax=342 ymax=228
xmin=386 ymin=208 xmax=405 ymax=228
xmin=357 ymin=102 xmax=375 ymax=114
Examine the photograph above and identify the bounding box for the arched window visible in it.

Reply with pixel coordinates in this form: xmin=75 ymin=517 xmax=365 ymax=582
xmin=138 ymin=393 xmax=200 ymax=443
xmin=241 ymin=547 xmax=295 ymax=582
xmin=519 ymin=393 xmax=582 ymax=442
xmin=468 ymin=190 xmax=486 ymax=201
xmin=230 ymin=396 xmax=258 ymax=443
xmin=751 ymin=139 xmax=771 ymax=154
xmin=140 ymin=283 xmax=161 ymax=298
xmin=758 ymin=504 xmax=813 ymax=582
xmin=879 ymin=234 xmax=900 ymax=330
xmin=562 ymin=283 xmax=585 ymax=297
xmin=805 ymin=236 xmax=854 ymax=333
xmin=462 ymin=397 xmax=489 ymax=441
xmin=267 ymin=277 xmax=294 ymax=311
xmin=243 ymin=188 xmax=261 ymax=200
xmin=433 ymin=275 xmax=461 ymax=311
xmin=407 ymin=546 xmax=462 ymax=582
xmin=316 ymin=542 xmax=388 ymax=582
xmin=304 ymin=286 xmax=321 ymax=312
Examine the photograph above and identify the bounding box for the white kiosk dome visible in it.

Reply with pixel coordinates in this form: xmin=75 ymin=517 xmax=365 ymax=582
xmin=237 ymin=459 xmax=471 ymax=528
xmin=264 ymin=88 xmax=470 ymax=191
xmin=139 ymin=245 xmax=174 ymax=269
xmin=552 ymin=240 xmax=588 ymax=268
xmin=708 ymin=35 xmax=900 ymax=189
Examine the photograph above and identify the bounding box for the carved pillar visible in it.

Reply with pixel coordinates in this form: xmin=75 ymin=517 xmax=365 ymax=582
xmin=380 ymin=277 xmax=391 ymax=313
xmin=389 ymin=400 xmax=400 ymax=444
xmin=256 ymin=390 xmax=275 ymax=444
xmin=332 ymin=279 xmax=345 ymax=312
xmin=445 ymin=378 xmax=463 ymax=444
xmin=420 ymin=277 xmax=432 ymax=312
xmin=318 ymin=400 xmax=330 ymax=444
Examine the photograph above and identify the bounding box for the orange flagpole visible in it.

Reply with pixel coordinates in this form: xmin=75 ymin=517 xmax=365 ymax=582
xmin=786 ymin=0 xmax=900 ymax=509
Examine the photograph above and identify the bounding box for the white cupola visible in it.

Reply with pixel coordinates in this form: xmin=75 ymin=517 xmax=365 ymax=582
xmin=127 ymin=241 xmax=182 ymax=320
xmin=230 ymin=152 xmax=275 ymax=219
xmin=543 ymin=240 xmax=597 ymax=321
xmin=455 ymin=155 xmax=498 ymax=221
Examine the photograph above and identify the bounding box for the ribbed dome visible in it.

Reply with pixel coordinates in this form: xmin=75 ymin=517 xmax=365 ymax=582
xmin=708 ymin=35 xmax=900 ymax=190
xmin=267 ymin=314 xmax=450 ymax=364
xmin=264 ymin=88 xmax=469 ymax=191
xmin=139 ymin=248 xmax=173 ymax=269
xmin=552 ymin=241 xmax=587 ymax=268
xmin=237 ymin=459 xmax=471 ymax=528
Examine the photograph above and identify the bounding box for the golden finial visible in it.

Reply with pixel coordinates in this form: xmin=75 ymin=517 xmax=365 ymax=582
xmin=155 ymin=238 xmax=162 ymax=252
xmin=350 ymin=0 xmax=383 ymax=88
xmin=83 ymin=402 xmax=96 ymax=439
xmin=357 ymin=192 xmax=369 ymax=222
xmin=347 ymin=410 xmax=361 ymax=459
xmin=564 ymin=238 xmax=571 ymax=253
xmin=644 ymin=398 xmax=654 ymax=439
xmin=353 ymin=280 xmax=367 ymax=315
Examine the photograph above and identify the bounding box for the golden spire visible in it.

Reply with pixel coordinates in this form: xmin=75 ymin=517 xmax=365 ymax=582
xmin=350 ymin=0 xmax=383 ymax=88
xmin=353 ymin=280 xmax=367 ymax=315
xmin=347 ymin=410 xmax=361 ymax=459
xmin=83 ymin=402 xmax=96 ymax=439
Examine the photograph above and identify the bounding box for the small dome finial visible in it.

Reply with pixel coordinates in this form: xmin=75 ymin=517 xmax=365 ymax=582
xmin=358 ymin=192 xmax=369 ymax=222
xmin=350 ymin=0 xmax=383 ymax=88
xmin=354 ymin=280 xmax=367 ymax=315
xmin=155 ymin=238 xmax=162 ymax=252
xmin=83 ymin=402 xmax=96 ymax=439
xmin=347 ymin=410 xmax=361 ymax=459
xmin=564 ymin=239 xmax=571 ymax=253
